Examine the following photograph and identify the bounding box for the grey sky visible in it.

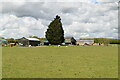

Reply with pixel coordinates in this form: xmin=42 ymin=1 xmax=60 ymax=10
xmin=0 ymin=0 xmax=119 ymax=39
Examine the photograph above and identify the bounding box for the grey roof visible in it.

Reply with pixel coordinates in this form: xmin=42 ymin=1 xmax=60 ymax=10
xmin=0 ymin=39 xmax=7 ymax=41
xmin=0 ymin=39 xmax=8 ymax=44
xmin=64 ymin=37 xmax=73 ymax=39
xmin=26 ymin=38 xmax=40 ymax=41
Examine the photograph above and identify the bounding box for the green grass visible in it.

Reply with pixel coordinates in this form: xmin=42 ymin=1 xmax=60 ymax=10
xmin=2 ymin=46 xmax=118 ymax=78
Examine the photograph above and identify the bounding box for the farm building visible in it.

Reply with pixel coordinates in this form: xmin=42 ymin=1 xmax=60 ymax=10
xmin=40 ymin=38 xmax=49 ymax=45
xmin=0 ymin=39 xmax=8 ymax=46
xmin=18 ymin=37 xmax=40 ymax=47
xmin=64 ymin=37 xmax=76 ymax=45
xmin=76 ymin=40 xmax=94 ymax=45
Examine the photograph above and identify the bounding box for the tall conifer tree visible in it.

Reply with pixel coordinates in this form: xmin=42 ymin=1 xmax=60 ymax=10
xmin=45 ymin=15 xmax=64 ymax=45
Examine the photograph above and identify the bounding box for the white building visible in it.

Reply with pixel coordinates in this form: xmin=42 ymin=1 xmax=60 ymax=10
xmin=76 ymin=40 xmax=94 ymax=45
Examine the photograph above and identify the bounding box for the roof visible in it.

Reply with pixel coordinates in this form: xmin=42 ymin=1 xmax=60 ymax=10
xmin=0 ymin=39 xmax=8 ymax=44
xmin=26 ymin=38 xmax=40 ymax=41
xmin=0 ymin=39 xmax=7 ymax=41
xmin=64 ymin=39 xmax=71 ymax=43
xmin=41 ymin=38 xmax=49 ymax=42
xmin=64 ymin=37 xmax=73 ymax=39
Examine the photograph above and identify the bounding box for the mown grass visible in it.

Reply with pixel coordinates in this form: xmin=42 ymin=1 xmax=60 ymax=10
xmin=2 ymin=46 xmax=118 ymax=78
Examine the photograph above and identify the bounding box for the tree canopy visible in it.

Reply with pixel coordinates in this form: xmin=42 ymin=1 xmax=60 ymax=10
xmin=45 ymin=15 xmax=64 ymax=45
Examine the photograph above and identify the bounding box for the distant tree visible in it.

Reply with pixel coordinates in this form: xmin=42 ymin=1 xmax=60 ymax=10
xmin=45 ymin=15 xmax=64 ymax=45
xmin=94 ymin=38 xmax=99 ymax=43
xmin=0 ymin=37 xmax=5 ymax=39
xmin=6 ymin=38 xmax=15 ymax=43
xmin=29 ymin=36 xmax=33 ymax=38
xmin=102 ymin=38 xmax=109 ymax=46
xmin=80 ymin=38 xmax=94 ymax=40
xmin=29 ymin=36 xmax=38 ymax=38
xmin=39 ymin=38 xmax=46 ymax=42
xmin=94 ymin=38 xmax=109 ymax=45
xmin=29 ymin=36 xmax=40 ymax=39
xmin=109 ymin=39 xmax=120 ymax=44
xmin=15 ymin=39 xmax=20 ymax=43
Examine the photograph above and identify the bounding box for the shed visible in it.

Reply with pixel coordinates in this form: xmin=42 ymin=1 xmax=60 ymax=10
xmin=18 ymin=37 xmax=40 ymax=47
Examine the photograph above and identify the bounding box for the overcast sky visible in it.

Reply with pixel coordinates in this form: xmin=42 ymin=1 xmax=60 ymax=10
xmin=0 ymin=0 xmax=119 ymax=39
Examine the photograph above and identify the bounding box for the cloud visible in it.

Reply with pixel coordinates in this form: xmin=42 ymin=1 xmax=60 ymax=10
xmin=97 ymin=0 xmax=119 ymax=2
xmin=1 ymin=0 xmax=119 ymax=2
xmin=0 ymin=14 xmax=47 ymax=38
xmin=0 ymin=0 xmax=118 ymax=39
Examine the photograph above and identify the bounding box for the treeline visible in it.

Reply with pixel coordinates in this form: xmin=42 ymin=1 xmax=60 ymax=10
xmin=108 ymin=39 xmax=120 ymax=44
xmin=80 ymin=38 xmax=120 ymax=44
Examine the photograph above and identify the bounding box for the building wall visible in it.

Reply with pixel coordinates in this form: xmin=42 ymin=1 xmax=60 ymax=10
xmin=18 ymin=39 xmax=29 ymax=47
xmin=29 ymin=41 xmax=40 ymax=46
xmin=77 ymin=40 xmax=94 ymax=45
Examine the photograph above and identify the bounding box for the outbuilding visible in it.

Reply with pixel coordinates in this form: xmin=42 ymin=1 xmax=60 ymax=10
xmin=76 ymin=40 xmax=94 ymax=45
xmin=18 ymin=37 xmax=40 ymax=47
xmin=64 ymin=37 xmax=76 ymax=45
xmin=0 ymin=39 xmax=8 ymax=46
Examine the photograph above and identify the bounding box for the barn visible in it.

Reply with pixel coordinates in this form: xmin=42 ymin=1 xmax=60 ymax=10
xmin=40 ymin=38 xmax=49 ymax=45
xmin=64 ymin=37 xmax=76 ymax=45
xmin=18 ymin=37 xmax=40 ymax=47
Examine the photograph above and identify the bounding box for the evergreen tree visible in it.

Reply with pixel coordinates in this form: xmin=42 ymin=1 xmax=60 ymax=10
xmin=45 ymin=15 xmax=64 ymax=45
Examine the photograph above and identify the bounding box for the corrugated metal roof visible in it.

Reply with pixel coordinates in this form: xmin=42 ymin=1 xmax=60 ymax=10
xmin=64 ymin=39 xmax=71 ymax=43
xmin=26 ymin=38 xmax=40 ymax=41
xmin=0 ymin=39 xmax=7 ymax=41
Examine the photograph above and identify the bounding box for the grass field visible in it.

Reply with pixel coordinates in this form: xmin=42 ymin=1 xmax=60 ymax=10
xmin=2 ymin=46 xmax=118 ymax=78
